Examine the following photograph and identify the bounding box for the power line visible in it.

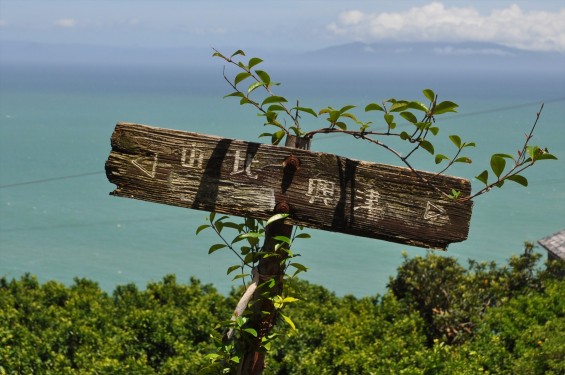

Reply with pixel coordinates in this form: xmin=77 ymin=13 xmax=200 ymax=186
xmin=0 ymin=171 xmax=104 ymax=189
xmin=439 ymin=97 xmax=565 ymax=121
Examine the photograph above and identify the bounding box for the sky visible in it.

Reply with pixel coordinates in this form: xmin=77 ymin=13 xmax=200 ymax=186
xmin=1 ymin=1 xmax=564 ymax=53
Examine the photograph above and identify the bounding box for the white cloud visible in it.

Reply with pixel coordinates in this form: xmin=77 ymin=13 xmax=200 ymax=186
xmin=328 ymin=2 xmax=565 ymax=52
xmin=54 ymin=18 xmax=78 ymax=28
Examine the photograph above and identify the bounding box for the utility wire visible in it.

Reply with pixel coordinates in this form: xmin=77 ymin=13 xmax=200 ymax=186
xmin=0 ymin=171 xmax=104 ymax=189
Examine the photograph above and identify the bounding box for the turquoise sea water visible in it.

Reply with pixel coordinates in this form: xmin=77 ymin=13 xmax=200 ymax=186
xmin=1 ymin=62 xmax=564 ymax=296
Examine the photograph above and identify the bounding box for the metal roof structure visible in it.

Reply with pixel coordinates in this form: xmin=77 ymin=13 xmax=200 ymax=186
xmin=538 ymin=229 xmax=565 ymax=261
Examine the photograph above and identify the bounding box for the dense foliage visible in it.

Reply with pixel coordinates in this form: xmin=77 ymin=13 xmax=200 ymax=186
xmin=1 ymin=246 xmax=563 ymax=374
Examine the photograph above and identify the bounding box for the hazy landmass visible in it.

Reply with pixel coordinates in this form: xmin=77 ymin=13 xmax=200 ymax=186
xmin=2 ymin=40 xmax=563 ymax=73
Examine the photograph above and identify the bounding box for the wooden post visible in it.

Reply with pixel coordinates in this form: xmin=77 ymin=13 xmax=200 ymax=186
xmin=238 ymin=135 xmax=310 ymax=375
xmin=105 ymin=122 xmax=476 ymax=373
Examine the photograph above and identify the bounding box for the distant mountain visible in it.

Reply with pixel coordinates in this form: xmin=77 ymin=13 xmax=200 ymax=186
xmin=1 ymin=40 xmax=563 ymax=72
xmin=299 ymin=41 xmax=564 ymax=71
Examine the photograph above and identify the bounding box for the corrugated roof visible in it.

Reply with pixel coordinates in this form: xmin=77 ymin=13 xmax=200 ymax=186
xmin=538 ymin=229 xmax=565 ymax=260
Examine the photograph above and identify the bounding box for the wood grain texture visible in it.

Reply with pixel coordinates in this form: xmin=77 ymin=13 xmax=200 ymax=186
xmin=105 ymin=122 xmax=474 ymax=249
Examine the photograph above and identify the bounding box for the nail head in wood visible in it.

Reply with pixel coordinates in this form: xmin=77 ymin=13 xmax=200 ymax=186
xmin=283 ymin=155 xmax=300 ymax=172
xmin=274 ymin=201 xmax=291 ymax=214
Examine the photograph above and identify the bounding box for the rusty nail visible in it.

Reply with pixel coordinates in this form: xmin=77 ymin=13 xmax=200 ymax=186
xmin=274 ymin=201 xmax=291 ymax=214
xmin=283 ymin=154 xmax=300 ymax=171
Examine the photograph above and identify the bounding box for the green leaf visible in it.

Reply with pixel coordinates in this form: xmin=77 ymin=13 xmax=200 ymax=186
xmin=293 ymin=106 xmax=318 ymax=117
xmin=435 ymin=154 xmax=449 ymax=164
xmin=407 ymin=101 xmax=429 ymax=112
xmin=390 ymin=101 xmax=409 ymax=112
xmin=536 ymin=153 xmax=558 ymax=161
xmin=261 ymin=95 xmax=288 ymax=106
xmin=280 ymin=313 xmax=296 ymax=331
xmin=335 ymin=121 xmax=347 ymax=130
xmin=240 ymin=97 xmax=254 ymax=105
xmin=243 ymin=252 xmax=256 ymax=265
xmin=449 ymin=135 xmax=462 ymax=149
xmin=255 ymin=70 xmax=271 ymax=85
xmin=273 ymin=235 xmax=291 ymax=245
xmin=400 ymin=111 xmax=418 ymax=124
xmin=415 ymin=122 xmax=430 ymax=131
xmin=493 ymin=153 xmax=515 ymax=161
xmin=420 ymin=140 xmax=435 ymax=155
xmin=234 ymin=72 xmax=251 ymax=86
xmin=223 ymin=222 xmax=241 ymax=230
xmin=223 ymin=91 xmax=245 ymax=99
xmin=433 ymin=100 xmax=459 ymax=115
xmin=268 ymin=104 xmax=286 ymax=112
xmin=476 ymin=170 xmax=489 ymax=185
xmin=318 ymin=107 xmax=333 ymax=115
xmin=238 ymin=232 xmax=263 ymax=239
xmin=212 ymin=51 xmax=225 ymax=59
xmin=384 ymin=114 xmax=394 ymax=126
xmin=423 ymin=89 xmax=435 ymax=102
xmin=490 ymin=154 xmax=506 ymax=178
xmin=282 ymin=297 xmax=299 ymax=303
xmin=339 ymin=104 xmax=356 ymax=113
xmin=328 ymin=110 xmax=341 ymax=123
xmin=230 ymin=49 xmax=246 ymax=58
xmin=290 ymin=262 xmax=308 ymax=272
xmin=214 ymin=221 xmax=223 ymax=233
xmin=289 ymin=126 xmax=302 ymax=136
xmin=294 ymin=233 xmax=311 ymax=239
xmin=454 ymin=157 xmax=472 ymax=163
xmin=507 ymin=174 xmax=528 ymax=187
xmin=365 ymin=103 xmax=385 ymax=112
xmin=243 ymin=328 xmax=258 ymax=337
xmin=429 ymin=127 xmax=439 ymax=135
xmin=232 ymin=273 xmax=250 ymax=281
xmin=208 ymin=244 xmax=227 ymax=254
xmin=195 ymin=224 xmax=210 ymax=235
xmin=340 ymin=112 xmax=358 ymax=121
xmin=248 ymin=81 xmax=265 ymax=94
xmin=400 ymin=131 xmax=410 ymax=140
xmin=248 ymin=57 xmax=263 ymax=69
xmin=271 ymin=130 xmax=285 ymax=145
xmin=227 ymin=265 xmax=241 ymax=275
xmin=266 ymin=213 xmax=289 ymax=226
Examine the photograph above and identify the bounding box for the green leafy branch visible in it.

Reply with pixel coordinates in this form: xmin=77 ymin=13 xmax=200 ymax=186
xmin=472 ymin=104 xmax=557 ymax=198
xmin=213 ymin=49 xmax=318 ymax=145
xmin=305 ymin=90 xmax=478 ymax=199
xmin=197 ymin=212 xmax=308 ymax=372
xmin=214 ymin=49 xmax=557 ymax=201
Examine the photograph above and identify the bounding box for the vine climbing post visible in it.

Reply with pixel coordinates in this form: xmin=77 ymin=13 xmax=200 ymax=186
xmin=238 ymin=135 xmax=310 ymax=374
xmin=104 ymin=48 xmax=557 ymax=374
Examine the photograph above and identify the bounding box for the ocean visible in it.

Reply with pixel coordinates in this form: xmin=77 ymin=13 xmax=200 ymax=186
xmin=1 ymin=60 xmax=564 ymax=296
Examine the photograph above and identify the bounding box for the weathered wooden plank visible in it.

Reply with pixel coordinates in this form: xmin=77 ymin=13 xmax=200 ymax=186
xmin=105 ymin=122 xmax=473 ymax=249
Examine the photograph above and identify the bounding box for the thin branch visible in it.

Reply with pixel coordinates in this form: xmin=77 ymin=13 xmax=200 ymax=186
xmin=517 ymin=103 xmax=544 ymax=165
xmin=211 ymin=224 xmax=248 ymax=266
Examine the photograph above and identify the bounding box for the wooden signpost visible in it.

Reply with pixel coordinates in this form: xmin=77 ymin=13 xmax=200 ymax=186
xmin=106 ymin=121 xmax=474 ymax=373
xmin=106 ymin=122 xmax=473 ymax=250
